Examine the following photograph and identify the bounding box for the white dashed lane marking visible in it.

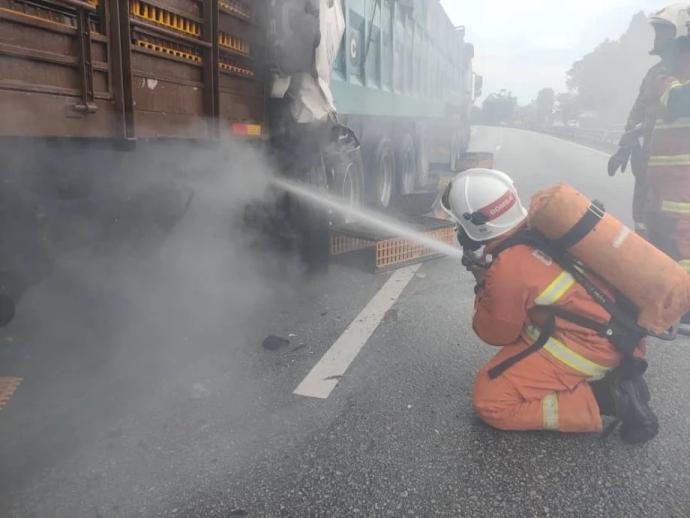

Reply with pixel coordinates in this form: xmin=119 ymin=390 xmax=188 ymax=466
xmin=293 ymin=264 xmax=421 ymax=399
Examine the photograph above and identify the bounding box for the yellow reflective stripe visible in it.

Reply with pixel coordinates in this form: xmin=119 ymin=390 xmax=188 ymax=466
xmin=661 ymin=200 xmax=690 ymax=214
xmin=542 ymin=393 xmax=559 ymax=431
xmin=648 ymin=154 xmax=690 ymax=167
xmin=679 ymin=260 xmax=690 ymax=272
xmin=523 ymin=326 xmax=611 ymax=380
xmin=655 ymin=117 xmax=690 ymax=130
xmin=535 ymin=271 xmax=576 ymax=306
xmin=661 ymin=80 xmax=685 ymax=107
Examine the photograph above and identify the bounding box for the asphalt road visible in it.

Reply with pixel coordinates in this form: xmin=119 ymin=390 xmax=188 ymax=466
xmin=2 ymin=126 xmax=690 ymax=517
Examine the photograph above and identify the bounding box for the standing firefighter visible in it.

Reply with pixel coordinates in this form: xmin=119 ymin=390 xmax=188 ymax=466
xmin=441 ymin=169 xmax=659 ymax=443
xmin=644 ymin=5 xmax=690 ymax=277
xmin=608 ymin=7 xmax=683 ymax=233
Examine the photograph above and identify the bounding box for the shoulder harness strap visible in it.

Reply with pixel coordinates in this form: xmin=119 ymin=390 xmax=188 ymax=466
xmin=486 ymin=228 xmax=647 ymax=379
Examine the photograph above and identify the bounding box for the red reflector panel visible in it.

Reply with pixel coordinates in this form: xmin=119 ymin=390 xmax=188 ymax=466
xmin=232 ymin=123 xmax=262 ymax=137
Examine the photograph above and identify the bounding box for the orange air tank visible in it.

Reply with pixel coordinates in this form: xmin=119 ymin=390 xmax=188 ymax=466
xmin=528 ymin=183 xmax=690 ymax=333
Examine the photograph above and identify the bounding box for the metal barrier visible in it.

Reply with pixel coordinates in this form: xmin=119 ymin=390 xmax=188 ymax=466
xmin=544 ymin=126 xmax=624 ymax=152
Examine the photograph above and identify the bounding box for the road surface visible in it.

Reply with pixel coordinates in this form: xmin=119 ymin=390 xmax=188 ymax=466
xmin=2 ymin=127 xmax=690 ymax=518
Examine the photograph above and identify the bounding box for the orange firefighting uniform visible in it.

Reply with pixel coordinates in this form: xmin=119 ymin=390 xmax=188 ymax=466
xmin=646 ymin=51 xmax=690 ymax=271
xmin=472 ymin=237 xmax=642 ymax=433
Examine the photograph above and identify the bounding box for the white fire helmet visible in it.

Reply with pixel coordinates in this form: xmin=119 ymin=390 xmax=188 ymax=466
xmin=650 ymin=4 xmax=690 ymax=38
xmin=440 ymin=168 xmax=528 ymax=242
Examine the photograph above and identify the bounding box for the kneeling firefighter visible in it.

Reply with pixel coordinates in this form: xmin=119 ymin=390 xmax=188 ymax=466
xmin=439 ymin=168 xmax=685 ymax=443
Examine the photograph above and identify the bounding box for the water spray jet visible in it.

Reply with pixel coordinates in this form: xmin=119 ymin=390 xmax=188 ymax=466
xmin=272 ymin=178 xmax=463 ymax=260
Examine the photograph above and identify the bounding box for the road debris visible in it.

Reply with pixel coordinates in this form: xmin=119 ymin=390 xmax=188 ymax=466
xmin=262 ymin=335 xmax=290 ymax=351
xmin=383 ymin=309 xmax=399 ymax=322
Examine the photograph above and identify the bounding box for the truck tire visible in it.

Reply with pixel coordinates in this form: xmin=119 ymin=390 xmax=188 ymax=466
xmin=397 ymin=133 xmax=417 ymax=196
xmin=367 ymin=137 xmax=395 ymax=209
xmin=327 ymin=142 xmax=364 ymax=224
xmin=0 ymin=294 xmax=15 ymax=328
xmin=449 ymin=128 xmax=462 ymax=172
xmin=415 ymin=132 xmax=430 ymax=188
xmin=290 ymin=156 xmax=331 ymax=271
xmin=449 ymin=126 xmax=470 ymax=172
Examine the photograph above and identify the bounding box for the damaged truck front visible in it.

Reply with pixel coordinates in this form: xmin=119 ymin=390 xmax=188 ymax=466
xmin=0 ymin=0 xmax=479 ymax=325
xmin=259 ymin=0 xmax=364 ymax=267
xmin=261 ymin=0 xmax=482 ymax=263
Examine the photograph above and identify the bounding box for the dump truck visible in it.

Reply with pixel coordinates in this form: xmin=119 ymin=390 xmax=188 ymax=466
xmin=0 ymin=0 xmax=480 ymax=325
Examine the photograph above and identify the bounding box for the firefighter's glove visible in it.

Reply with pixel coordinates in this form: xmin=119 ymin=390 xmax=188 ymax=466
xmin=608 ymin=147 xmax=632 ymax=177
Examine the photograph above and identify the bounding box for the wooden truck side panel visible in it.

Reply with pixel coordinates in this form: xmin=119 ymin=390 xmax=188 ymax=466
xmin=0 ymin=0 xmax=266 ymax=141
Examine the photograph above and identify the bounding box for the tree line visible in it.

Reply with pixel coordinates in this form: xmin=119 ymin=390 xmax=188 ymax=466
xmin=475 ymin=12 xmax=657 ymax=129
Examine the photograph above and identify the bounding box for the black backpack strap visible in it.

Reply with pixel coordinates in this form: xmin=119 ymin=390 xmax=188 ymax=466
xmin=486 ymin=306 xmax=613 ymax=380
xmin=548 ymin=306 xmax=610 ymax=335
xmin=490 ymin=228 xmax=548 ymax=258
xmin=494 ymin=228 xmax=647 ymax=354
xmin=555 ymin=262 xmax=646 ymax=357
xmin=484 ymin=228 xmax=647 ymax=379
xmin=551 ymin=201 xmax=606 ymax=250
xmin=488 ymin=313 xmax=556 ymax=379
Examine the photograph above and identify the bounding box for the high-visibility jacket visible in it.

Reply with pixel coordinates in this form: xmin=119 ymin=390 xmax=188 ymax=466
xmin=471 ymin=238 xmax=639 ymax=433
xmin=646 ymin=52 xmax=690 ymax=269
xmin=474 ymin=242 xmax=622 ymax=380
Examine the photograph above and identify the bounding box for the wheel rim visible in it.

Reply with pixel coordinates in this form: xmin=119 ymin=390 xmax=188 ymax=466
xmin=343 ymin=163 xmax=356 ymax=205
xmin=338 ymin=160 xmax=361 ymax=224
xmin=401 ymin=148 xmax=416 ymax=195
xmin=377 ymin=151 xmax=393 ymax=208
xmin=416 ymin=138 xmax=429 ymax=188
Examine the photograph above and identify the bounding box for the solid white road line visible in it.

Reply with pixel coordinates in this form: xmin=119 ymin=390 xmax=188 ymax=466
xmin=293 ymin=264 xmax=422 ymax=399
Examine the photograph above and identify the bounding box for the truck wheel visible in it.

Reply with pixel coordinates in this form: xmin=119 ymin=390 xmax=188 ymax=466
xmin=0 ymin=294 xmax=15 ymax=328
xmin=449 ymin=126 xmax=470 ymax=172
xmin=290 ymin=157 xmax=331 ymax=271
xmin=397 ymin=133 xmax=417 ymax=196
xmin=328 ymin=144 xmax=364 ymax=224
xmin=415 ymin=132 xmax=430 ymax=188
xmin=449 ymin=129 xmax=462 ymax=172
xmin=368 ymin=137 xmax=395 ymax=209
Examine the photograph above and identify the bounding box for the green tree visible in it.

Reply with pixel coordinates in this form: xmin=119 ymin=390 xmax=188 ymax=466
xmin=535 ymin=88 xmax=556 ymax=127
xmin=481 ymin=90 xmax=518 ymax=125
xmin=555 ymin=92 xmax=580 ymax=125
xmin=566 ymin=11 xmax=656 ymax=126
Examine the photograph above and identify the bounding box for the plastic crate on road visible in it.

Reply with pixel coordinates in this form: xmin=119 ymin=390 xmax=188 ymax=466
xmin=330 ymin=217 xmax=457 ymax=272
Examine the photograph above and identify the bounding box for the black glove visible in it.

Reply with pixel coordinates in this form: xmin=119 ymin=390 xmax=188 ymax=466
xmin=608 ymin=146 xmax=632 ymax=177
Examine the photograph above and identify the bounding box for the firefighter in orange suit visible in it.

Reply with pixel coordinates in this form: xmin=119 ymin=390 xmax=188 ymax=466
xmin=440 ymin=169 xmax=657 ymax=443
xmin=644 ymin=5 xmax=690 ymax=275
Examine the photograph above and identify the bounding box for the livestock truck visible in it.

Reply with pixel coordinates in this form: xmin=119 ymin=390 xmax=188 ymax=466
xmin=0 ymin=0 xmax=481 ymax=325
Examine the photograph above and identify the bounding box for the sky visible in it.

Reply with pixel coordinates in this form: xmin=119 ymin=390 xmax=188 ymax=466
xmin=440 ymin=0 xmax=663 ymax=103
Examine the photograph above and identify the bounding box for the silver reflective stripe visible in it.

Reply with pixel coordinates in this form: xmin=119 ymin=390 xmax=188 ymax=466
xmin=534 ymin=271 xmax=575 ymax=306
xmin=542 ymin=393 xmax=559 ymax=431
xmin=661 ymin=200 xmax=690 ymax=214
xmin=655 ymin=117 xmax=690 ymax=130
xmin=648 ymin=154 xmax=690 ymax=167
xmin=523 ymin=326 xmax=611 ymax=381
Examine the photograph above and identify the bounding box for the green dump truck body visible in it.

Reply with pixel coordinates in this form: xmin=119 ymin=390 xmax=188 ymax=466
xmin=332 ymin=0 xmax=473 ymax=121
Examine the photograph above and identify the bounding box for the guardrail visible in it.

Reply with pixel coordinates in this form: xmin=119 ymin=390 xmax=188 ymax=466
xmin=542 ymin=126 xmax=624 ymax=152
